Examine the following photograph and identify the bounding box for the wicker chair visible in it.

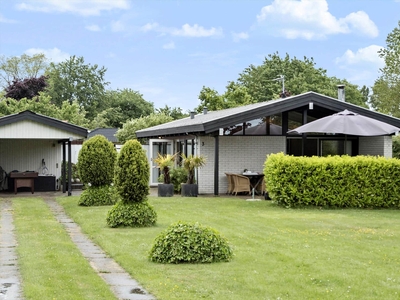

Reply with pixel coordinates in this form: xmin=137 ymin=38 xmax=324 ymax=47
xmin=256 ymin=178 xmax=266 ymax=195
xmin=225 ymin=173 xmax=235 ymax=194
xmin=232 ymin=174 xmax=250 ymax=196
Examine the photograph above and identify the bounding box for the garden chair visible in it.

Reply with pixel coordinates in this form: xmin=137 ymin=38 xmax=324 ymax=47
xmin=232 ymin=174 xmax=250 ymax=196
xmin=225 ymin=173 xmax=235 ymax=194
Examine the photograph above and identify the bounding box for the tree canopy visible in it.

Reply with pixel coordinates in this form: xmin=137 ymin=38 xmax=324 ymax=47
xmin=44 ymin=55 xmax=108 ymax=120
xmin=5 ymin=76 xmax=48 ymax=100
xmin=370 ymin=21 xmax=400 ymax=117
xmin=0 ymin=53 xmax=48 ymax=89
xmin=196 ymin=53 xmax=368 ymax=112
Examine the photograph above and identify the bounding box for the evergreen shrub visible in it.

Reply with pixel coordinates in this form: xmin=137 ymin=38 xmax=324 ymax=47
xmin=107 ymin=139 xmax=156 ymax=227
xmin=114 ymin=139 xmax=149 ymax=203
xmin=78 ymin=135 xmax=116 ymax=186
xmin=158 ymin=167 xmax=188 ymax=193
xmin=106 ymin=201 xmax=157 ymax=227
xmin=264 ymin=153 xmax=400 ymax=208
xmin=78 ymin=185 xmax=119 ymax=206
xmin=149 ymin=221 xmax=233 ymax=264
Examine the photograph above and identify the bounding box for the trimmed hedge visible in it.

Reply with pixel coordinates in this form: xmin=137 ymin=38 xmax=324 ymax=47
xmin=78 ymin=185 xmax=119 ymax=206
xmin=149 ymin=221 xmax=233 ymax=264
xmin=106 ymin=201 xmax=157 ymax=228
xmin=264 ymin=153 xmax=400 ymax=208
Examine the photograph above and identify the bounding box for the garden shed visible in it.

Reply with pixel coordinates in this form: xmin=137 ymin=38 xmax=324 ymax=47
xmin=0 ymin=110 xmax=88 ymax=195
xmin=136 ymin=91 xmax=400 ymax=195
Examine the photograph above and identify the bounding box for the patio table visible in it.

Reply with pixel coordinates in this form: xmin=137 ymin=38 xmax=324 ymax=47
xmin=242 ymin=172 xmax=264 ymax=195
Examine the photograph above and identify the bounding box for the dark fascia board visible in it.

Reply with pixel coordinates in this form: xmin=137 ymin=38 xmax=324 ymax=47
xmin=136 ymin=92 xmax=400 ymax=138
xmin=0 ymin=110 xmax=88 ymax=137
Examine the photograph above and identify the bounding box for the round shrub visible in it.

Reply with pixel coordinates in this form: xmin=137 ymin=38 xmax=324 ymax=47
xmin=115 ymin=139 xmax=149 ymax=203
xmin=106 ymin=201 xmax=157 ymax=228
xmin=149 ymin=221 xmax=233 ymax=264
xmin=78 ymin=185 xmax=119 ymax=206
xmin=78 ymin=135 xmax=117 ymax=187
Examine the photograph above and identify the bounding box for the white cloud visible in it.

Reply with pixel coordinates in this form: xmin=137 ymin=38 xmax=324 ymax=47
xmin=85 ymin=24 xmax=101 ymax=32
xmin=163 ymin=42 xmax=175 ymax=50
xmin=140 ymin=22 xmax=223 ymax=38
xmin=256 ymin=0 xmax=378 ymax=40
xmin=232 ymin=32 xmax=249 ymax=42
xmin=25 ymin=47 xmax=70 ymax=63
xmin=335 ymin=45 xmax=384 ymax=66
xmin=16 ymin=0 xmax=129 ymax=16
xmin=111 ymin=20 xmax=124 ymax=32
xmin=0 ymin=14 xmax=17 ymax=23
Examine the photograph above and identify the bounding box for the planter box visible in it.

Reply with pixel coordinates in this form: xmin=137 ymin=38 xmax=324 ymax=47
xmin=181 ymin=183 xmax=198 ymax=197
xmin=158 ymin=184 xmax=174 ymax=197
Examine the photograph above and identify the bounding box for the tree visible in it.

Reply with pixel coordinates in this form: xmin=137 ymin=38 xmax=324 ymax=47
xmin=0 ymin=94 xmax=90 ymax=128
xmin=101 ymin=88 xmax=154 ymax=127
xmin=44 ymin=55 xmax=108 ymax=120
xmin=370 ymin=21 xmax=400 ymax=117
xmin=156 ymin=105 xmax=187 ymax=120
xmin=116 ymin=112 xmax=174 ymax=144
xmin=198 ymin=52 xmax=368 ymax=111
xmin=5 ymin=76 xmax=48 ymax=100
xmin=0 ymin=53 xmax=48 ymax=89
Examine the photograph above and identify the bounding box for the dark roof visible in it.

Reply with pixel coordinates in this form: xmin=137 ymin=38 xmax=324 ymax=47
xmin=88 ymin=128 xmax=118 ymax=143
xmin=0 ymin=110 xmax=88 ymax=137
xmin=136 ymin=92 xmax=400 ymax=138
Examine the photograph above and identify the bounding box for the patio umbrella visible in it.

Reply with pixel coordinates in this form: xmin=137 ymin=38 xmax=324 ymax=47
xmin=287 ymin=110 xmax=400 ymax=136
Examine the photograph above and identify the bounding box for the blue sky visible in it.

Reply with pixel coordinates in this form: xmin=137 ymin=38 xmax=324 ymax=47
xmin=1 ymin=0 xmax=399 ymax=112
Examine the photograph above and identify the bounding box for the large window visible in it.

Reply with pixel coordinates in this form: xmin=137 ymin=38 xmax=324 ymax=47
xmin=223 ymin=114 xmax=282 ymax=136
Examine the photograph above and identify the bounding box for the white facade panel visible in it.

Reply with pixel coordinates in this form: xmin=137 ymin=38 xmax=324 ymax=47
xmin=0 ymin=139 xmax=62 ymax=179
xmin=0 ymin=120 xmax=84 ymax=139
xmin=359 ymin=136 xmax=393 ymax=158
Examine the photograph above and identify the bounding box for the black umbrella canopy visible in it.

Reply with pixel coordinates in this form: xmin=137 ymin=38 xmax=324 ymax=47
xmin=288 ymin=110 xmax=400 ymax=136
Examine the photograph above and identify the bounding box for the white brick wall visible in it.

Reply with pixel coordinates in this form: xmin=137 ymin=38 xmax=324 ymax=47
xmin=197 ymin=136 xmax=286 ymax=194
xmin=359 ymin=136 xmax=392 ymax=158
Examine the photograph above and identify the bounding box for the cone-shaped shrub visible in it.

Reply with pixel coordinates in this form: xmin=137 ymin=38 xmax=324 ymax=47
xmin=107 ymin=139 xmax=156 ymax=227
xmin=78 ymin=135 xmax=117 ymax=187
xmin=149 ymin=221 xmax=233 ymax=264
xmin=114 ymin=139 xmax=150 ymax=203
xmin=78 ymin=135 xmax=117 ymax=206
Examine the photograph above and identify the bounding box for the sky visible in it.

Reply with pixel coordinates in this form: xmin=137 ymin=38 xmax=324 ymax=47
xmin=1 ymin=0 xmax=399 ymax=112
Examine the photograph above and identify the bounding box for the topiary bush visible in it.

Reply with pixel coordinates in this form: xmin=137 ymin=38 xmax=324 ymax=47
xmin=106 ymin=201 xmax=157 ymax=227
xmin=114 ymin=139 xmax=150 ymax=203
xmin=78 ymin=185 xmax=119 ymax=206
xmin=107 ymin=139 xmax=156 ymax=227
xmin=77 ymin=135 xmax=117 ymax=206
xmin=149 ymin=221 xmax=233 ymax=264
xmin=78 ymin=135 xmax=117 ymax=187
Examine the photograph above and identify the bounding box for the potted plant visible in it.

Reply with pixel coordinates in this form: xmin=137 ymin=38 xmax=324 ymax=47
xmin=154 ymin=153 xmax=177 ymax=197
xmin=181 ymin=154 xmax=206 ymax=197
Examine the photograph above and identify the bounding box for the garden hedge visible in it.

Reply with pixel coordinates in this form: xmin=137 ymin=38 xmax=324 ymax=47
xmin=264 ymin=153 xmax=400 ymax=208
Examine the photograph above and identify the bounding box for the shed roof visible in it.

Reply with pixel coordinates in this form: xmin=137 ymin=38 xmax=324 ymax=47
xmin=88 ymin=128 xmax=118 ymax=143
xmin=136 ymin=92 xmax=400 ymax=138
xmin=0 ymin=110 xmax=88 ymax=139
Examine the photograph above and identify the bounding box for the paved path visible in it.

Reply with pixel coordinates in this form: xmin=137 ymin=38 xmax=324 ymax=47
xmin=0 ymin=193 xmax=156 ymax=300
xmin=0 ymin=199 xmax=23 ymax=300
xmin=44 ymin=197 xmax=155 ymax=300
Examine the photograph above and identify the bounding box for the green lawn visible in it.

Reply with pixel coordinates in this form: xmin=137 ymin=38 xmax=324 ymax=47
xmin=11 ymin=198 xmax=117 ymax=300
xmin=56 ymin=196 xmax=400 ymax=300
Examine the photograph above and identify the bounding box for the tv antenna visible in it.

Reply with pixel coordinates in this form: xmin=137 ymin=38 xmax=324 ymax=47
xmin=271 ymin=75 xmax=285 ymax=93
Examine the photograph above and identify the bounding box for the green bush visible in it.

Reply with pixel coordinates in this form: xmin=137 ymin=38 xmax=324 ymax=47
xmin=149 ymin=221 xmax=233 ymax=264
xmin=114 ymin=139 xmax=149 ymax=203
xmin=78 ymin=135 xmax=117 ymax=186
xmin=106 ymin=201 xmax=157 ymax=228
xmin=78 ymin=185 xmax=119 ymax=206
xmin=264 ymin=153 xmax=400 ymax=208
xmin=158 ymin=167 xmax=188 ymax=193
xmin=393 ymin=136 xmax=400 ymax=159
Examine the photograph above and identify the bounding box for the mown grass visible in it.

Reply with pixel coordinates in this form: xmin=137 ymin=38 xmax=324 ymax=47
xmin=57 ymin=196 xmax=400 ymax=300
xmin=12 ymin=198 xmax=117 ymax=300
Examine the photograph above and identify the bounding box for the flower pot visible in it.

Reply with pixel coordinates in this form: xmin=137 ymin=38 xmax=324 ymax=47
xmin=158 ymin=183 xmax=174 ymax=197
xmin=181 ymin=183 xmax=198 ymax=197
